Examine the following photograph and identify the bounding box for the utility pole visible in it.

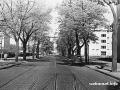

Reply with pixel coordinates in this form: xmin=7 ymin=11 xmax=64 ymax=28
xmin=103 ymin=0 xmax=118 ymax=72
xmin=117 ymin=0 xmax=120 ymax=70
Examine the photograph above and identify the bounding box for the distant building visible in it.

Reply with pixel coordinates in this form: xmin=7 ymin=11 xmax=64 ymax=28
xmin=81 ymin=28 xmax=112 ymax=57
xmin=0 ymin=32 xmax=10 ymax=53
xmin=4 ymin=35 xmax=10 ymax=50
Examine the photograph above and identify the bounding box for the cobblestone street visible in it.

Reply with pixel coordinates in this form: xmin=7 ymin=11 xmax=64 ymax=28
xmin=0 ymin=56 xmax=119 ymax=90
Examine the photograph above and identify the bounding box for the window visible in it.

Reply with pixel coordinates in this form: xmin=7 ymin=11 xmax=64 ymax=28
xmin=101 ymin=40 xmax=106 ymax=43
xmin=101 ymin=46 xmax=106 ymax=49
xmin=101 ymin=34 xmax=106 ymax=37
xmin=101 ymin=51 xmax=106 ymax=56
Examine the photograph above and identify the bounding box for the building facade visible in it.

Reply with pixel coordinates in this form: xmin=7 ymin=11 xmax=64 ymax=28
xmin=0 ymin=32 xmax=10 ymax=53
xmin=81 ymin=28 xmax=112 ymax=57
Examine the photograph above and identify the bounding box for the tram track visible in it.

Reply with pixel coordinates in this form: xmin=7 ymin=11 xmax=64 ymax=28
xmin=40 ymin=73 xmax=57 ymax=90
xmin=28 ymin=66 xmax=57 ymax=90
xmin=25 ymin=70 xmax=57 ymax=90
xmin=0 ymin=65 xmax=36 ymax=89
xmin=55 ymin=61 xmax=89 ymax=90
xmin=65 ymin=65 xmax=89 ymax=90
xmin=0 ymin=56 xmax=89 ymax=90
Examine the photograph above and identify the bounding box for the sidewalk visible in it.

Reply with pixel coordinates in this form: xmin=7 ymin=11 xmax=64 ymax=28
xmin=0 ymin=56 xmax=36 ymax=69
xmin=86 ymin=60 xmax=120 ymax=80
xmin=0 ymin=59 xmax=23 ymax=70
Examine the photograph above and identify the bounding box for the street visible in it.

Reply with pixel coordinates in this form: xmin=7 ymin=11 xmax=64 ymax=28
xmin=0 ymin=55 xmax=119 ymax=90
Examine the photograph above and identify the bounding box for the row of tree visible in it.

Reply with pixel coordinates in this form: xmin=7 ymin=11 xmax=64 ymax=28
xmin=57 ymin=0 xmax=119 ymax=72
xmin=0 ymin=0 xmax=53 ymax=61
xmin=56 ymin=0 xmax=108 ymax=64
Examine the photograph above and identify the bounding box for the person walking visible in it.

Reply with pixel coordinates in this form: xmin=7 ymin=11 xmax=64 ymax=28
xmin=4 ymin=53 xmax=8 ymax=61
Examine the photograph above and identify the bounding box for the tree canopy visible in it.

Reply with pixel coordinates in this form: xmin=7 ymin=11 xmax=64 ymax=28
xmin=56 ymin=0 xmax=108 ymax=61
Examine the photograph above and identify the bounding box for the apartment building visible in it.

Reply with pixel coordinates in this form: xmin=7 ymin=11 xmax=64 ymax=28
xmin=90 ymin=31 xmax=112 ymax=57
xmin=81 ymin=28 xmax=112 ymax=57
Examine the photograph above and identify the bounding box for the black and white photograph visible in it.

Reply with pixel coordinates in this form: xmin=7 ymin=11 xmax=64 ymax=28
xmin=0 ymin=0 xmax=120 ymax=90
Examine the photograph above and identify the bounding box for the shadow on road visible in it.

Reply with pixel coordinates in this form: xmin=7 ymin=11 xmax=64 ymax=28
xmin=8 ymin=57 xmax=51 ymax=62
xmin=89 ymin=61 xmax=112 ymax=71
xmin=107 ymin=82 xmax=120 ymax=90
xmin=89 ymin=61 xmax=108 ymax=66
xmin=15 ymin=63 xmax=37 ymax=67
xmin=57 ymin=62 xmax=85 ymax=67
xmin=69 ymin=63 xmax=85 ymax=67
xmin=7 ymin=56 xmax=52 ymax=62
xmin=24 ymin=58 xmax=51 ymax=62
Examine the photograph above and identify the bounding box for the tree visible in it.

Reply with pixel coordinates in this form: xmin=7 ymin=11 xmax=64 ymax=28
xmin=19 ymin=9 xmax=51 ymax=60
xmin=86 ymin=0 xmax=119 ymax=70
xmin=0 ymin=0 xmax=52 ymax=61
xmin=91 ymin=0 xmax=118 ymax=72
xmin=0 ymin=0 xmax=24 ymax=62
xmin=4 ymin=44 xmax=16 ymax=53
xmin=41 ymin=39 xmax=54 ymax=55
xmin=83 ymin=31 xmax=98 ymax=64
xmin=57 ymin=0 xmax=107 ymax=63
xmin=58 ymin=27 xmax=76 ymax=58
xmin=34 ymin=29 xmax=50 ymax=58
xmin=56 ymin=38 xmax=67 ymax=56
xmin=0 ymin=0 xmax=37 ymax=61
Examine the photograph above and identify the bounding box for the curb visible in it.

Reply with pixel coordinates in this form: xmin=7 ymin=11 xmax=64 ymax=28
xmin=86 ymin=66 xmax=120 ymax=80
xmin=0 ymin=62 xmax=23 ymax=70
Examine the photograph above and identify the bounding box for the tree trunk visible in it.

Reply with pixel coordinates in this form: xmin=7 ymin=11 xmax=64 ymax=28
xmin=75 ymin=30 xmax=83 ymax=62
xmin=75 ymin=30 xmax=80 ymax=55
xmin=15 ymin=40 xmax=19 ymax=62
xmin=32 ymin=47 xmax=35 ymax=60
xmin=84 ymin=40 xmax=88 ymax=64
xmin=87 ymin=44 xmax=89 ymax=64
xmin=32 ymin=40 xmax=36 ymax=60
xmin=79 ymin=48 xmax=82 ymax=62
xmin=72 ymin=49 xmax=74 ymax=55
xmin=77 ymin=46 xmax=80 ymax=55
xmin=68 ymin=47 xmax=71 ymax=59
xmin=61 ymin=49 xmax=65 ymax=56
xmin=36 ymin=40 xmax=40 ymax=58
xmin=23 ymin=42 xmax=27 ymax=60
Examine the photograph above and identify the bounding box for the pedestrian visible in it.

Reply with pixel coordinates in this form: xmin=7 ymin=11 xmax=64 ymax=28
xmin=4 ymin=53 xmax=8 ymax=61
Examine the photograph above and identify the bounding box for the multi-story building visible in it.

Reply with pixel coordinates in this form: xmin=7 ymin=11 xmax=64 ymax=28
xmin=81 ymin=28 xmax=112 ymax=57
xmin=0 ymin=32 xmax=10 ymax=53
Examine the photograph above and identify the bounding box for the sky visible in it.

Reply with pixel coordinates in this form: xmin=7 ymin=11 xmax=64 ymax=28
xmin=32 ymin=0 xmax=63 ymax=39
